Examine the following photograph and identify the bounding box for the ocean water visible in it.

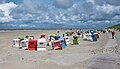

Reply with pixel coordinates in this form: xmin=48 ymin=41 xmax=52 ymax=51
xmin=0 ymin=22 xmax=115 ymax=29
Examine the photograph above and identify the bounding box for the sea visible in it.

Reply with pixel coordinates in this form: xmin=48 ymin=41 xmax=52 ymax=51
xmin=0 ymin=22 xmax=116 ymax=30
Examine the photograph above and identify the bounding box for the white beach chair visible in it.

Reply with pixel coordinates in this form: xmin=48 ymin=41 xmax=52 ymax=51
xmin=37 ymin=38 xmax=46 ymax=51
xmin=20 ymin=39 xmax=29 ymax=50
xmin=86 ymin=34 xmax=93 ymax=41
xmin=48 ymin=36 xmax=55 ymax=46
xmin=28 ymin=36 xmax=34 ymax=40
xmin=12 ymin=39 xmax=20 ymax=47
xmin=83 ymin=34 xmax=87 ymax=40
xmin=64 ymin=36 xmax=71 ymax=45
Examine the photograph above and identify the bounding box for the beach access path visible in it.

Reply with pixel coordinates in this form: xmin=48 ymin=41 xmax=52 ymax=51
xmin=84 ymin=33 xmax=118 ymax=69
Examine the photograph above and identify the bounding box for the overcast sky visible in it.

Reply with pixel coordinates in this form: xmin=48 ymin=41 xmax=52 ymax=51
xmin=0 ymin=0 xmax=120 ymax=28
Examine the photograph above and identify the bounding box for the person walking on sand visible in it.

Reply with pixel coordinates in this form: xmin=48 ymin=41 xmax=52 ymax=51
xmin=111 ymin=31 xmax=115 ymax=39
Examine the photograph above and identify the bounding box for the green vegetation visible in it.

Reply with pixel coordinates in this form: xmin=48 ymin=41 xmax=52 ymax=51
xmin=108 ymin=24 xmax=120 ymax=31
xmin=18 ymin=37 xmax=24 ymax=41
xmin=25 ymin=35 xmax=29 ymax=39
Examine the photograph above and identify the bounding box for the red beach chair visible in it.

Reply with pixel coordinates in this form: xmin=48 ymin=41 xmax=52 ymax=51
xmin=40 ymin=34 xmax=45 ymax=38
xmin=28 ymin=40 xmax=37 ymax=50
xmin=54 ymin=40 xmax=62 ymax=50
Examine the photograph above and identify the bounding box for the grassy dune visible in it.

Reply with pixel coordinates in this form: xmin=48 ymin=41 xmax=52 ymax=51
xmin=108 ymin=24 xmax=120 ymax=31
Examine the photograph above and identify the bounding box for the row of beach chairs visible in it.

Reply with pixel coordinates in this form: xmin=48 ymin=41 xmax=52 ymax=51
xmin=12 ymin=31 xmax=99 ymax=51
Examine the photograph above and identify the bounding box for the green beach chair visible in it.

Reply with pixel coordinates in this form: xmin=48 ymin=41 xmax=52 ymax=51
xmin=73 ymin=36 xmax=79 ymax=45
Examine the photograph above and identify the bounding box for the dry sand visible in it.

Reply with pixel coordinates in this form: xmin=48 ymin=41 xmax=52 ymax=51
xmin=0 ymin=30 xmax=119 ymax=69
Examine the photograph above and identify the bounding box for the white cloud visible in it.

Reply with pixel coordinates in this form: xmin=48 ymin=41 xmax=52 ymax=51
xmin=105 ymin=20 xmax=110 ymax=23
xmin=0 ymin=2 xmax=18 ymax=16
xmin=0 ymin=0 xmax=119 ymax=28
xmin=112 ymin=16 xmax=120 ymax=20
xmin=0 ymin=16 xmax=15 ymax=22
xmin=0 ymin=2 xmax=17 ymax=22
xmin=96 ymin=4 xmax=120 ymax=14
xmin=19 ymin=24 xmax=29 ymax=27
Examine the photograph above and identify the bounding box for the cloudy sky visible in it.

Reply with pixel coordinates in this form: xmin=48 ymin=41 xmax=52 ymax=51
xmin=0 ymin=0 xmax=120 ymax=29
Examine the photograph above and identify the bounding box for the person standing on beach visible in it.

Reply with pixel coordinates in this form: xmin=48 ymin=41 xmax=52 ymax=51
xmin=112 ymin=31 xmax=115 ymax=39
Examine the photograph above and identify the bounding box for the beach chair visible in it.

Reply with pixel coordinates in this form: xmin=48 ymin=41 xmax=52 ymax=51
xmin=63 ymin=33 xmax=67 ymax=37
xmin=60 ymin=39 xmax=66 ymax=49
xmin=28 ymin=36 xmax=34 ymax=40
xmin=91 ymin=34 xmax=97 ymax=42
xmin=70 ymin=32 xmax=74 ymax=36
xmin=37 ymin=38 xmax=46 ymax=51
xmin=80 ymin=34 xmax=83 ymax=38
xmin=47 ymin=41 xmax=52 ymax=46
xmin=54 ymin=40 xmax=62 ymax=50
xmin=94 ymin=33 xmax=99 ymax=38
xmin=20 ymin=39 xmax=28 ymax=50
xmin=48 ymin=36 xmax=55 ymax=46
xmin=55 ymin=36 xmax=60 ymax=40
xmin=66 ymin=32 xmax=71 ymax=36
xmin=73 ymin=36 xmax=79 ymax=44
xmin=83 ymin=34 xmax=87 ymax=40
xmin=28 ymin=40 xmax=37 ymax=50
xmin=64 ymin=36 xmax=71 ymax=46
xmin=40 ymin=34 xmax=45 ymax=38
xmin=86 ymin=33 xmax=93 ymax=41
xmin=12 ymin=39 xmax=20 ymax=47
xmin=77 ymin=31 xmax=80 ymax=37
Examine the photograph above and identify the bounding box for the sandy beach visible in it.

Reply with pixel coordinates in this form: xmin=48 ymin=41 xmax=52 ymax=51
xmin=0 ymin=30 xmax=119 ymax=69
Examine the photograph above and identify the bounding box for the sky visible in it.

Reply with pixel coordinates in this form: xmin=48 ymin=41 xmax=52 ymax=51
xmin=0 ymin=0 xmax=120 ymax=29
